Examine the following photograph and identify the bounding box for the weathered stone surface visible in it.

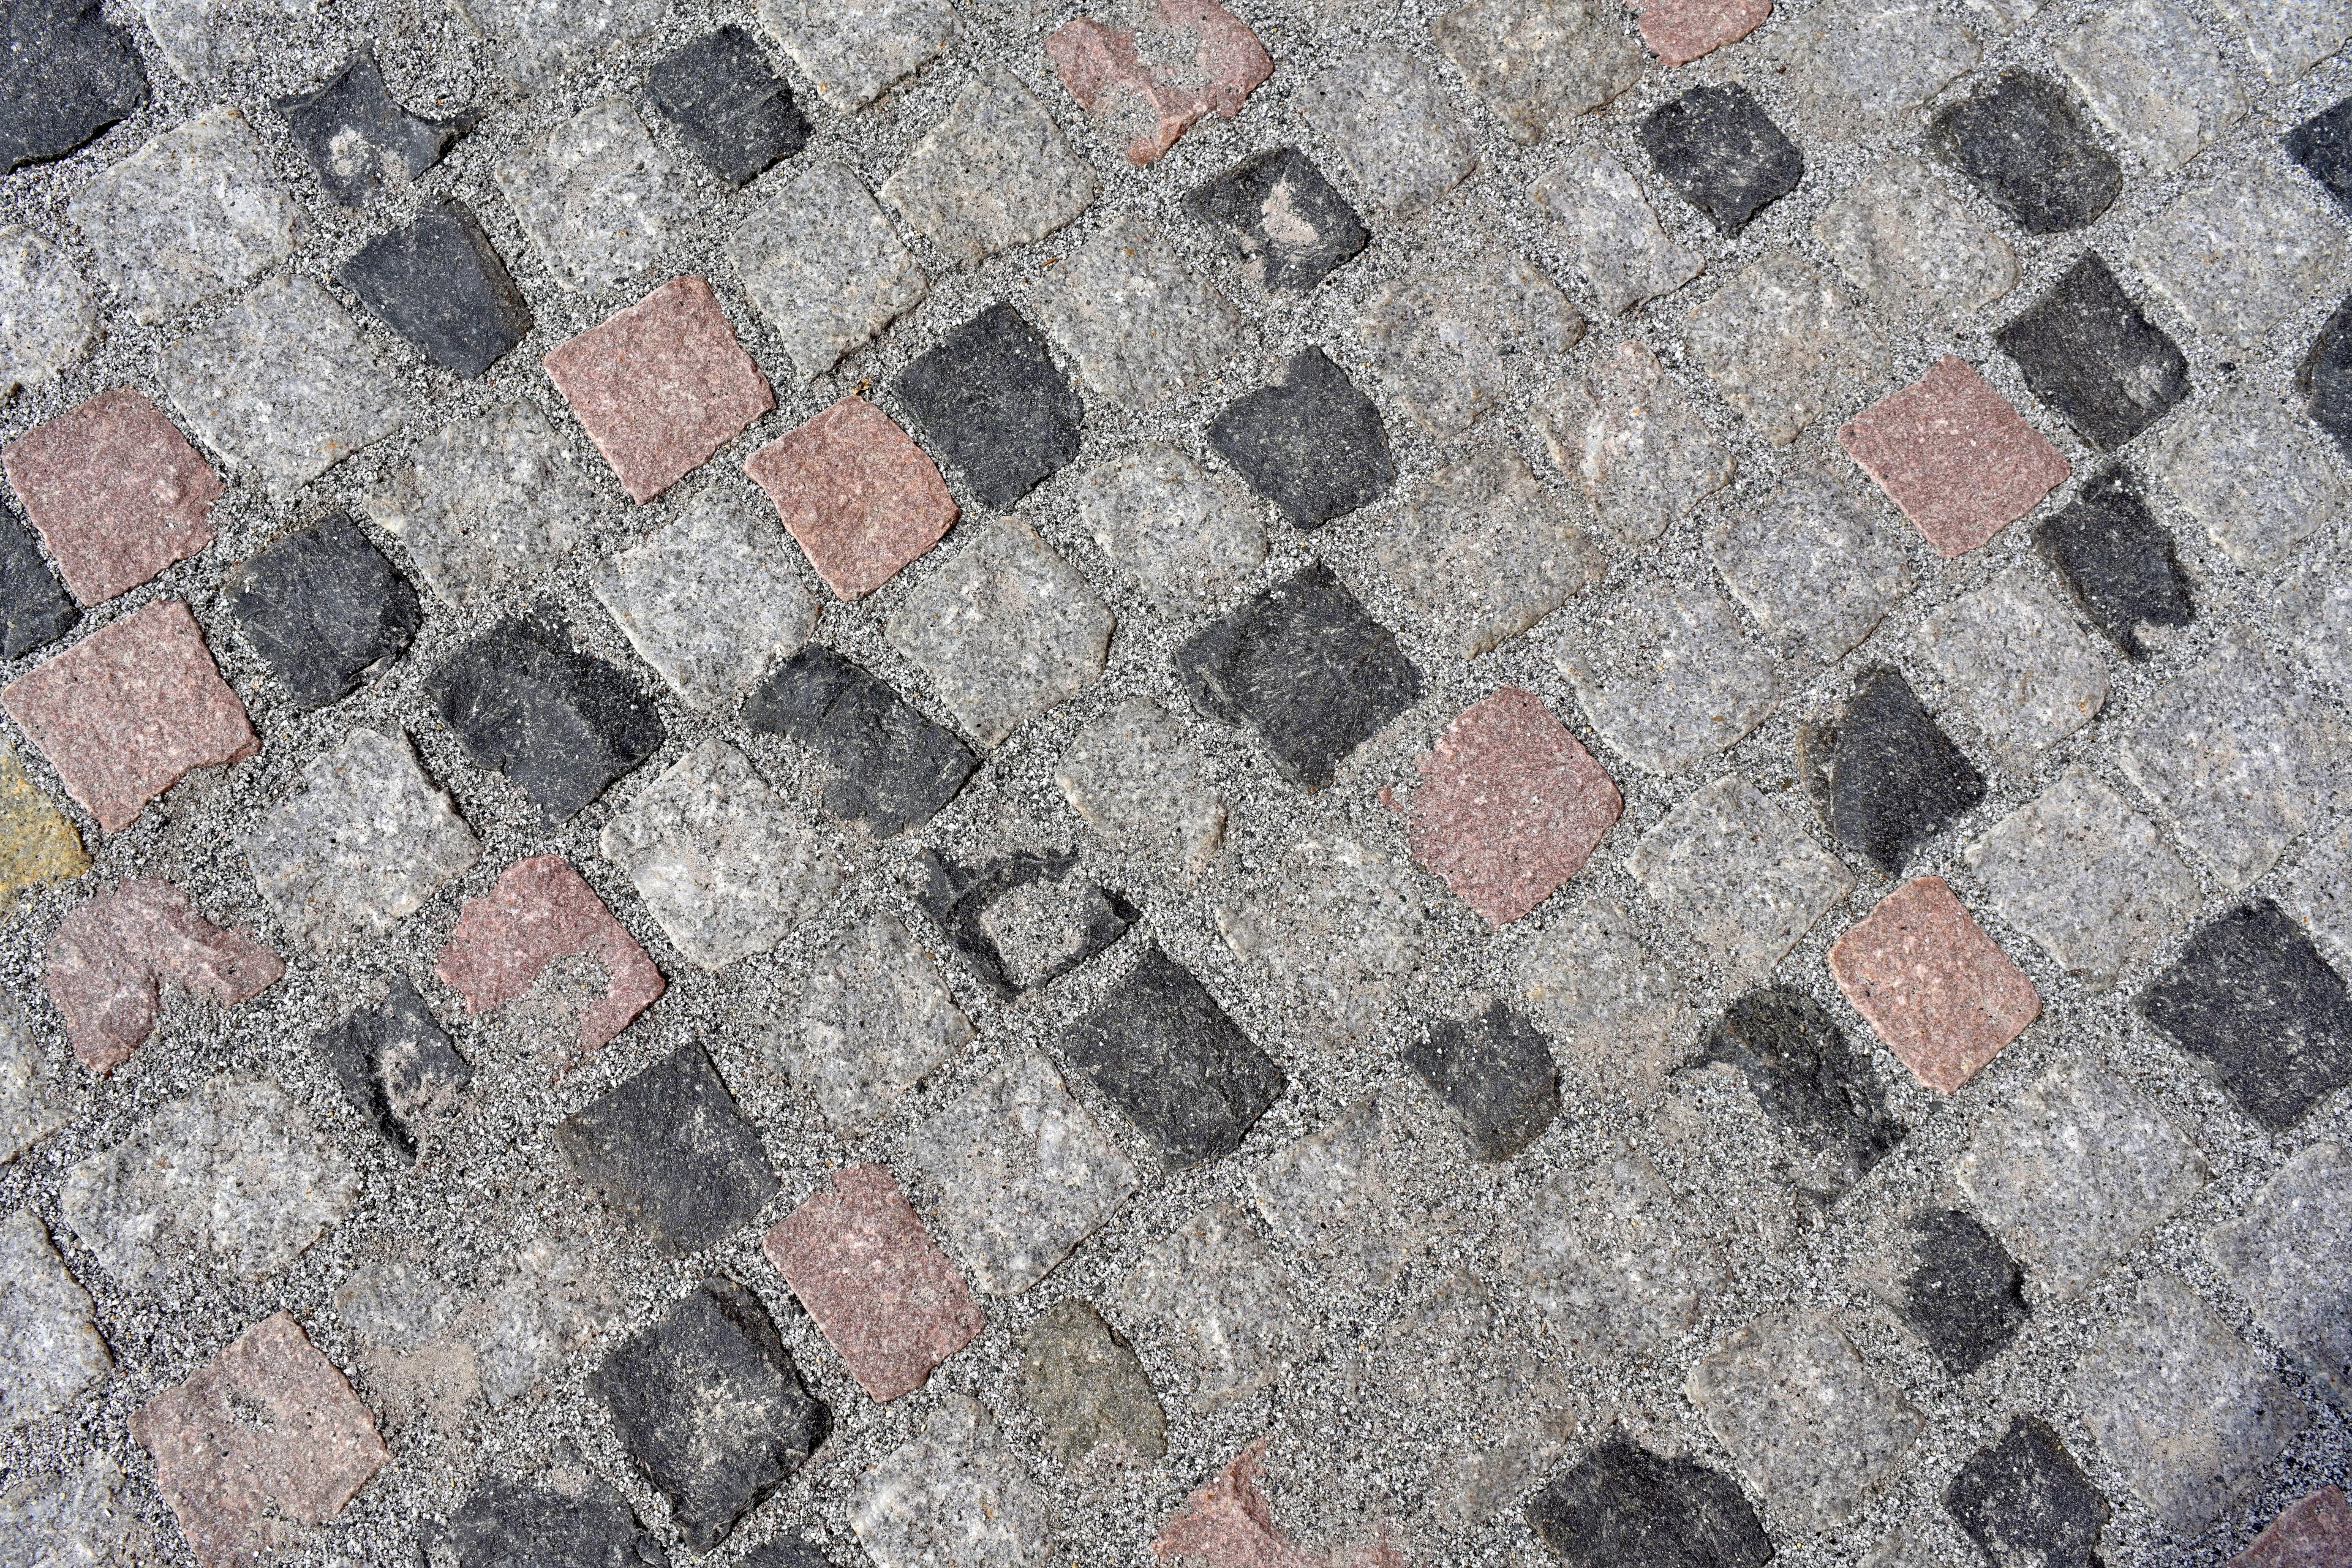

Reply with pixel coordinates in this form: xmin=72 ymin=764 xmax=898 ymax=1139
xmin=1431 ymin=0 xmax=1640 ymax=142
xmin=1944 ymin=1416 xmax=2108 ymax=1568
xmin=1294 ymin=45 xmax=1478 ymax=219
xmin=1928 ymin=70 xmax=2119 ymax=235
xmin=1771 ymin=0 xmax=1978 ymax=130
xmin=2280 ymin=822 xmax=2352 ymax=973
xmin=2303 ymin=296 xmax=2352 ymax=460
xmin=1562 ymin=582 xmax=1782 ymax=775
xmin=339 ymin=199 xmax=530 ymax=379
xmin=1208 ymin=348 xmax=1393 ymax=530
xmin=1153 ymin=1435 xmax=1395 ymax=1564
xmin=1047 ymin=0 xmax=1270 ymax=165
xmin=433 ymin=854 xmax=664 ymax=1057
xmin=891 ymin=304 xmax=1082 ymax=510
xmin=1994 ymin=252 xmax=2189 ymax=452
xmin=1060 ymin=942 xmax=1284 ymax=1168
xmin=882 ymin=66 xmax=1097 ymax=265
xmin=0 ymin=511 xmax=79 ymax=661
xmin=1251 ymin=1090 xmax=1446 ymax=1287
xmin=1954 ymin=1060 xmax=2207 ymax=1297
xmin=1177 ymin=560 xmax=1422 ymax=788
xmin=1516 ymin=896 xmax=1691 ymax=1102
xmin=1887 ymin=1207 xmax=2029 ymax=1376
xmin=1708 ymin=470 xmax=1912 ymax=663
xmin=0 ymin=1208 xmax=108 ymax=1430
xmin=594 ymin=489 xmax=814 ymax=710
xmin=1526 ymin=1439 xmax=1773 ymax=1568
xmin=460 ymin=0 xmax=661 ymax=81
xmin=1683 ymin=249 xmax=1882 ymax=446
xmin=1817 ymin=156 xmax=2015 ymax=325
xmin=0 ymin=1452 xmax=159 ymax=1567
xmin=2207 ymin=1140 xmax=2352 ymax=1408
xmin=1632 ymin=773 xmax=1852 ymax=987
xmin=42 ymin=876 xmax=279 ymax=1074
xmin=1804 ymin=665 xmax=1985 ymax=873
xmin=2232 ymin=1488 xmax=2352 ymax=1568
xmin=1509 ymin=1145 xmax=1730 ymax=1360
xmin=64 ymin=107 xmax=288 ymax=325
xmin=2131 ymin=157 xmax=2348 ymax=349
xmin=362 ymin=398 xmax=599 ymax=611
xmin=493 ymin=100 xmax=693 ymax=293
xmin=1055 ymin=701 xmax=1227 ymax=875
xmin=1914 ymin=565 xmax=2109 ymax=766
xmin=1404 ymin=1001 xmax=1559 ymax=1161
xmin=763 ymin=1163 xmax=984 ymax=1402
xmin=1527 ymin=148 xmax=1703 ymax=317
xmin=1075 ymin=444 xmax=1265 ymax=614
xmin=2052 ymin=0 xmax=2245 ymax=176
xmin=0 ymin=998 xmax=69 ymax=1165
xmin=2288 ymin=98 xmax=2352 ymax=213
xmin=756 ymin=0 xmax=954 ymax=110
xmin=748 ymin=396 xmax=954 ymax=603
xmin=1841 ymin=356 xmax=2068 ymax=557
xmin=1213 ymin=825 xmax=1430 ymax=1048
xmin=1020 ymin=1298 xmax=1166 ymax=1466
xmin=314 ymin=978 xmax=469 ymax=1160
xmin=1110 ymin=1204 xmax=1303 ymax=1410
xmin=429 ymin=1468 xmax=663 ymax=1568
xmin=1365 ymin=445 xmax=1600 ymax=658
xmin=1630 ymin=0 xmax=1771 ymax=62
xmin=2 ymin=386 xmax=219 ymax=607
xmin=743 ymin=645 xmax=976 ymax=838
xmin=1831 ymin=876 xmax=2038 ymax=1094
xmin=557 ymin=1044 xmax=777 ymax=1256
xmin=649 ymin=26 xmax=808 ymax=187
xmin=729 ymin=158 xmax=925 ymax=382
xmin=850 ymin=1394 xmax=1060 ymax=1566
xmin=2146 ymin=389 xmax=2349 ymax=571
xmin=427 ymin=610 xmax=665 ymax=823
xmin=1369 ymin=258 xmax=1585 ymax=440
xmin=2141 ymin=900 xmax=2352 ymax=1131
xmin=0 ymin=0 xmax=145 ymax=174
xmin=1039 ymin=216 xmax=1248 ymax=411
xmin=780 ymin=914 xmax=971 ymax=1133
xmin=1699 ymin=986 xmax=1902 ymax=1195
xmin=60 ymin=1075 xmax=356 ymax=1288
xmin=277 ymin=46 xmax=468 ymax=206
xmin=2030 ymin=466 xmax=2192 ymax=658
xmin=0 ymin=747 xmax=83 ymax=915
xmin=1539 ymin=339 xmax=1728 ymax=548
xmin=1189 ymin=146 xmax=1368 ymax=293
xmin=1641 ymin=84 xmax=1803 ymax=237
xmin=223 ymin=514 xmax=421 ymax=712
xmin=132 ymin=1313 xmax=387 ymax=1568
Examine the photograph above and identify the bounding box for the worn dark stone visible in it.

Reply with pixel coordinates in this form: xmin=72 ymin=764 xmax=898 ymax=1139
xmin=740 ymin=1536 xmax=840 ymax=1568
xmin=1995 ymin=254 xmax=2190 ymax=453
xmin=426 ymin=608 xmax=665 ymax=823
xmin=743 ymin=644 xmax=976 ymax=837
xmin=1190 ymin=146 xmax=1370 ymax=292
xmin=1895 ymin=1208 xmax=2029 ymax=1377
xmin=1638 ymin=84 xmax=1804 ymax=238
xmin=890 ymin=304 xmax=1082 ymax=510
xmin=1799 ymin=665 xmax=1985 ymax=874
xmin=223 ymin=512 xmax=423 ymax=711
xmin=1526 ymin=1438 xmax=1774 ymax=1568
xmin=276 ymin=47 xmax=471 ymax=206
xmin=314 ymin=977 xmax=469 ymax=1161
xmin=1206 ymin=347 xmax=1394 ymax=530
xmin=2031 ymin=467 xmax=2193 ymax=660
xmin=914 ymin=845 xmax=1136 ymax=1001
xmin=1944 ymin=1416 xmax=2107 ymax=1568
xmin=432 ymin=1472 xmax=665 ymax=1568
xmin=2139 ymin=899 xmax=2352 ymax=1132
xmin=2286 ymin=96 xmax=2352 ymax=217
xmin=1060 ymin=943 xmax=1285 ymax=1168
xmin=1403 ymin=1001 xmax=1560 ymax=1162
xmin=589 ymin=1276 xmax=829 ymax=1553
xmin=0 ymin=508 xmax=78 ymax=661
xmin=2300 ymin=295 xmax=2352 ymax=462
xmin=647 ymin=26 xmax=810 ymax=187
xmin=1017 ymin=1297 xmax=1168 ymax=1466
xmin=554 ymin=1043 xmax=780 ymax=1256
xmin=1698 ymin=986 xmax=1904 ymax=1194
xmin=1928 ymin=71 xmax=2121 ymax=235
xmin=1174 ymin=560 xmax=1423 ymax=789
xmin=338 ymin=199 xmax=532 ymax=378
xmin=0 ymin=0 xmax=146 ymax=174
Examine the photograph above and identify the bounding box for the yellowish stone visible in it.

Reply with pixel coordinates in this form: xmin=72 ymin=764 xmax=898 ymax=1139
xmin=0 ymin=750 xmax=86 ymax=912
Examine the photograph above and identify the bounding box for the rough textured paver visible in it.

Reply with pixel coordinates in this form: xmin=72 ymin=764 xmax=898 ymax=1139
xmin=0 ymin=1452 xmax=158 ymax=1566
xmin=1817 ymin=156 xmax=2017 ymax=325
xmin=1526 ymin=148 xmax=1703 ymax=317
xmin=1882 ymin=1207 xmax=2029 ymax=1376
xmin=1191 ymin=145 xmax=1368 ymax=293
xmin=1831 ymin=876 xmax=2039 ymax=1094
xmin=1641 ymin=84 xmax=1804 ymax=236
xmin=1357 ymin=252 xmax=1584 ymax=437
xmin=0 ymin=746 xmax=82 ymax=915
xmin=1771 ymin=0 xmax=1978 ymax=130
xmin=747 ymin=394 xmax=956 ymax=601
xmin=881 ymin=66 xmax=1097 ymax=265
xmin=647 ymin=26 xmax=809 ymax=187
xmin=361 ymin=398 xmax=600 ymax=611
xmin=1516 ymin=896 xmax=1692 ymax=1102
xmin=1683 ymin=249 xmax=1882 ymax=445
xmin=1539 ymin=337 xmax=1730 ymax=545
xmin=1076 ymin=445 xmax=1264 ymax=613
xmin=4 ymin=599 xmax=255 ymax=833
xmin=462 ymin=0 xmax=662 ymax=82
xmin=1529 ymin=1439 xmax=1772 ymax=1567
xmin=556 ymin=1044 xmax=777 ymax=1256
xmin=0 ymin=512 xmax=77 ymax=662
xmin=427 ymin=610 xmax=666 ymax=822
xmin=1055 ymin=700 xmax=1227 ymax=875
xmin=314 ymin=978 xmax=470 ymax=1160
xmin=2144 ymin=390 xmax=2349 ymax=571
xmin=276 ymin=45 xmax=469 ymax=206
xmin=1631 ymin=772 xmax=1852 ymax=987
xmin=729 ymin=158 xmax=925 ymax=382
xmin=428 ymin=1466 xmax=662 ymax=1568
xmin=1061 ymin=942 xmax=1283 ymax=1168
xmin=2288 ymin=99 xmax=2352 ymax=212
xmin=2280 ymin=822 xmax=2352 ymax=972
xmin=1509 ymin=1144 xmax=1732 ymax=1360
xmin=1841 ymin=357 xmax=2068 ymax=557
xmin=2051 ymin=0 xmax=2245 ymax=177
xmin=594 ymin=486 xmax=815 ymax=709
xmin=2031 ymin=466 xmax=2194 ymax=659
xmin=338 ymin=198 xmax=531 ymax=379
xmin=1804 ymin=665 xmax=1985 ymax=875
xmin=1945 ymin=1416 xmax=2109 ymax=1568
xmin=223 ymin=513 xmax=421 ymax=712
xmin=0 ymin=998 xmax=70 ymax=1164
xmin=919 ymin=843 xmax=1137 ymax=999
xmin=1404 ymin=1001 xmax=1561 ymax=1161
xmin=42 ymin=875 xmax=279 ymax=1074
xmin=2231 ymin=1489 xmax=2352 ymax=1568
xmin=1250 ymin=1089 xmax=1446 ymax=1288
xmin=1928 ymin=70 xmax=2120 ymax=234
xmin=1559 ymin=581 xmax=1782 ymax=775
xmin=0 ymin=1208 xmax=109 ymax=1430
xmin=765 ymin=1164 xmax=984 ymax=1402
xmin=63 ymin=107 xmax=290 ymax=325
xmin=1047 ymin=0 xmax=1271 ymax=165
xmin=891 ymin=304 xmax=1083 ymax=511
xmin=757 ymin=0 xmax=955 ymax=110
xmin=780 ymin=914 xmax=971 ymax=1134
xmin=433 ymin=854 xmax=664 ymax=1057
xmin=849 ymin=1393 xmax=1059 ymax=1567
xmin=1994 ymin=253 xmax=2189 ymax=452
xmin=1431 ymin=0 xmax=1642 ymax=142
xmin=1208 ymin=348 xmax=1393 ymax=530
xmin=1708 ymin=470 xmax=1913 ymax=663
xmin=1363 ymin=443 xmax=1602 ymax=657
xmin=1913 ymin=565 xmax=2111 ymax=767
xmin=0 ymin=225 xmax=96 ymax=399
xmin=2207 ymin=1140 xmax=2352 ymax=1407
xmin=1629 ymin=0 xmax=1773 ymax=64
xmin=1110 ymin=1204 xmax=1303 ymax=1411
xmin=2 ymin=385 xmax=221 ymax=606
xmin=1018 ymin=1298 xmax=1166 ymax=1466
xmin=1954 ymin=1059 xmax=2207 ymax=1297
xmin=2141 ymin=900 xmax=2352 ymax=1130
xmin=1294 ymin=45 xmax=1479 ymax=219
xmin=2129 ymin=157 xmax=2347 ymax=349
xmin=744 ymin=645 xmax=977 ymax=838
xmin=1213 ymin=825 xmax=1430 ymax=1048
xmin=492 ymin=99 xmax=693 ymax=293
xmin=0 ymin=0 xmax=145 ymax=174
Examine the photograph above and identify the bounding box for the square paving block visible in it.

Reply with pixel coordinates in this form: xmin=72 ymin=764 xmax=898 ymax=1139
xmin=492 ymin=99 xmax=693 ymax=293
xmin=1038 ymin=216 xmax=1248 ymax=412
xmin=1403 ymin=1002 xmax=1561 ymax=1161
xmin=1927 ymin=70 xmax=2120 ymax=234
xmin=275 ymin=45 xmax=469 ymax=206
xmin=2051 ymin=0 xmax=2245 ymax=176
xmin=1943 ymin=1416 xmax=2109 ymax=1568
xmin=880 ymin=66 xmax=1097 ymax=265
xmin=1539 ymin=338 xmax=1729 ymax=543
xmin=1640 ymin=83 xmax=1804 ymax=236
xmin=1047 ymin=0 xmax=1270 ymax=164
xmin=1558 ymin=581 xmax=1783 ymax=775
xmin=42 ymin=875 xmax=280 ymax=1074
xmin=646 ymin=26 xmax=809 ymax=187
xmin=1357 ymin=251 xmax=1584 ymax=437
xmin=1292 ymin=45 xmax=1479 ymax=219
xmin=592 ymin=485 xmax=816 ymax=710
xmin=433 ymin=854 xmax=664 ymax=1058
xmin=914 ymin=843 xmax=1134 ymax=1000
xmin=1839 ymin=356 xmax=2068 ymax=558
xmin=756 ymin=0 xmax=956 ymax=111
xmin=2 ymin=386 xmax=220 ymax=606
xmin=1526 ymin=1439 xmax=1772 ymax=1567
xmin=779 ymin=914 xmax=973 ymax=1134
xmin=1801 ymin=664 xmax=1985 ymax=875
xmin=222 ymin=513 xmax=421 ymax=712
xmin=743 ymin=644 xmax=976 ymax=838
xmin=1054 ymin=699 xmax=1229 ymax=876
xmin=556 ymin=1044 xmax=778 ymax=1256
xmin=1994 ymin=252 xmax=2188 ymax=452
xmin=1526 ymin=148 xmax=1703 ymax=317
xmin=2030 ymin=466 xmax=2193 ymax=658
xmin=747 ymin=394 xmax=957 ymax=601
xmin=1207 ymin=348 xmax=1394 ymax=529
xmin=1707 ymin=470 xmax=1913 ymax=663
xmin=2127 ymin=156 xmax=2348 ymax=348
xmin=889 ymin=304 xmax=1083 ymax=511
xmin=728 ymin=157 xmax=926 ymax=383
xmin=337 ymin=198 xmax=531 ymax=378
xmin=1631 ymin=772 xmax=1853 ymax=987
xmin=2140 ymin=899 xmax=2352 ymax=1131
xmin=1830 ymin=875 xmax=2038 ymax=1093
xmin=1429 ymin=0 xmax=1642 ymax=143
xmin=1189 ymin=146 xmax=1368 ymax=293
xmin=2206 ymin=1140 xmax=2352 ymax=1408
xmin=63 ymin=106 xmax=290 ymax=325
xmin=1913 ymin=564 xmax=2109 ymax=766
xmin=1683 ymin=249 xmax=1884 ymax=447
xmin=2144 ymin=388 xmax=2350 ymax=571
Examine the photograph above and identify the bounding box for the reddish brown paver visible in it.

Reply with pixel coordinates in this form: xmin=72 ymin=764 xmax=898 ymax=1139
xmin=1839 ymin=356 xmax=2070 ymax=559
xmin=432 ymin=854 xmax=663 ymax=1058
xmin=1047 ymin=0 xmax=1273 ymax=166
xmin=1 ymin=599 xmax=257 ymax=833
xmin=2231 ymin=1487 xmax=2352 ymax=1567
xmin=745 ymin=394 xmax=958 ymax=600
xmin=1629 ymin=0 xmax=1772 ymax=66
xmin=129 ymin=1311 xmax=389 ymax=1568
xmin=1829 ymin=875 xmax=2041 ymax=1095
xmin=761 ymin=1162 xmax=985 ymax=1403
xmin=543 ymin=274 xmax=775 ymax=505
xmin=1153 ymin=1438 xmax=1404 ymax=1567
xmin=43 ymin=876 xmax=282 ymax=1075
xmin=1 ymin=386 xmax=224 ymax=606
xmin=1392 ymin=686 xmax=1621 ymax=927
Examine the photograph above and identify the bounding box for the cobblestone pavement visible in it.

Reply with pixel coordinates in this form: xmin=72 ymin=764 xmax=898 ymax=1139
xmin=0 ymin=0 xmax=2348 ymax=1563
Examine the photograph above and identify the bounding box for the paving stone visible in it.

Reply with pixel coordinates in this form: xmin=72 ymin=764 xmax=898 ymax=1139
xmin=882 ymin=66 xmax=1098 ymax=265
xmin=1189 ymin=146 xmax=1368 ymax=293
xmin=1927 ymin=71 xmax=2120 ymax=235
xmin=2232 ymin=1488 xmax=2352 ymax=1568
xmin=1885 ymin=1207 xmax=2029 ymax=1376
xmin=744 ymin=645 xmax=977 ymax=837
xmin=131 ymin=1312 xmax=386 ymax=1568
xmin=556 ymin=1044 xmax=776 ymax=1256
xmin=1631 ymin=773 xmax=1852 ymax=986
xmin=1954 ymin=1059 xmax=2207 ymax=1297
xmin=2142 ymin=899 xmax=2352 ymax=1130
xmin=0 ymin=513 xmax=77 ymax=662
xmin=0 ymin=225 xmax=97 ymax=396
xmin=0 ymin=747 xmax=82 ymax=915
xmin=2077 ymin=1273 xmax=2302 ymax=1532
xmin=2207 ymin=1139 xmax=2352 ymax=1406
xmin=1402 ymin=1000 xmax=1559 ymax=1161
xmin=276 ymin=46 xmax=469 ymax=206
xmin=1020 ymin=1297 xmax=1166 ymax=1467
xmin=915 ymin=847 xmax=1124 ymax=1015
xmin=1831 ymin=876 xmax=2039 ymax=1094
xmin=1707 ymin=470 xmax=1913 ymax=664
xmin=1396 ymin=685 xmax=1619 ymax=926
xmin=746 ymin=398 xmax=952 ymax=605
xmin=160 ymin=273 xmax=407 ymax=496
xmin=2278 ymin=821 xmax=2352 ymax=973
xmin=1509 ymin=1144 xmax=1731 ymax=1359
xmin=1047 ymin=0 xmax=1271 ymax=165
xmin=756 ymin=0 xmax=955 ymax=110
xmin=891 ymin=305 xmax=1083 ymax=511
xmin=460 ymin=0 xmax=660 ymax=80
xmin=1207 ymin=349 xmax=1393 ymax=530
xmin=59 ymin=1074 xmax=357 ymax=1287
xmin=2146 ymin=390 xmax=2349 ymax=571
xmin=2 ymin=599 xmax=255 ymax=834
xmin=2288 ymin=98 xmax=2352 ymax=213
xmin=1364 ymin=446 xmax=1600 ymax=658
xmin=729 ymin=159 xmax=926 ymax=383
xmin=1152 ymin=1435 xmax=1390 ymax=1564
xmin=0 ymin=0 xmax=145 ymax=173
xmin=1683 ymin=249 xmax=1883 ymax=446
xmin=1816 ymin=157 xmax=2016 ymax=327
xmin=1060 ymin=943 xmax=1284 ymax=1168
xmin=2304 ymin=296 xmax=2352 ymax=459
xmin=648 ymin=26 xmax=809 ymax=187
xmin=1250 ymin=1089 xmax=1448 ymax=1287
xmin=1770 ymin=0 xmax=1978 ymax=131
xmin=1913 ymin=564 xmax=2110 ymax=767
xmin=2136 ymin=161 xmax=2349 ymax=352
xmin=1432 ymin=0 xmax=1641 ymax=147
xmin=1538 ymin=339 xmax=1728 ymax=549
xmin=1641 ymin=85 xmax=1803 ymax=238
xmin=1996 ymin=254 xmax=2189 ymax=453
xmin=589 ymin=1276 xmax=826 ymax=1552
xmin=1 ymin=386 xmax=219 ymax=608
xmin=1294 ymin=45 xmax=1479 ymax=219
xmin=905 ymin=1049 xmax=1139 ymax=1295
xmin=0 ymin=1208 xmax=107 ymax=1430
xmin=778 ymin=914 xmax=972 ymax=1134
xmin=1038 ymin=216 xmax=1248 ymax=412
xmin=2029 ymin=468 xmax=2192 ymax=660
xmin=1560 ymin=582 xmax=1782 ymax=776
xmin=63 ymin=107 xmax=288 ymax=325
xmin=426 ymin=610 xmax=666 ymax=823
xmin=247 ymin=728 xmax=478 ymax=955
xmin=2052 ymin=0 xmax=2245 ymax=177
xmin=1055 ymin=700 xmax=1228 ymax=876
xmin=362 ymin=398 xmax=598 ymax=611
xmin=314 ymin=978 xmax=469 ymax=1160
xmin=0 ymin=1451 xmax=160 ymax=1567
xmin=1526 ymin=149 xmax=1703 ymax=318
xmin=594 ymin=489 xmax=814 ymax=712
xmin=434 ymin=854 xmax=664 ymax=1057
xmin=337 ymin=199 xmax=530 ymax=379
xmin=429 ymin=1468 xmax=663 ymax=1568
xmin=883 ymin=518 xmax=1112 ymax=747
xmin=1841 ymin=357 xmax=2069 ymax=557
xmin=1964 ymin=765 xmax=2199 ymax=990
xmin=1944 ymin=1415 xmax=2108 ymax=1568
xmin=0 ymin=997 xmax=69 ymax=1164
xmin=222 ymin=514 xmax=421 ymax=713
xmin=41 ymin=875 xmax=279 ymax=1074
xmin=1515 ymin=895 xmax=1692 ymax=1101
xmin=1698 ymin=985 xmax=1903 ymax=1195
xmin=764 ymin=1163 xmax=982 ymax=1401
xmin=494 ymin=100 xmax=694 ymax=294
xmin=1212 ymin=824 xmax=1430 ymax=1048
xmin=1109 ymin=1203 xmax=1303 ymax=1409
xmin=1525 ymin=1438 xmax=1773 ymax=1568
xmin=1360 ymin=252 xmax=1585 ymax=438
xmin=1801 ymin=665 xmax=1985 ymax=873
xmin=850 ymin=1392 xmax=1060 ymax=1567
